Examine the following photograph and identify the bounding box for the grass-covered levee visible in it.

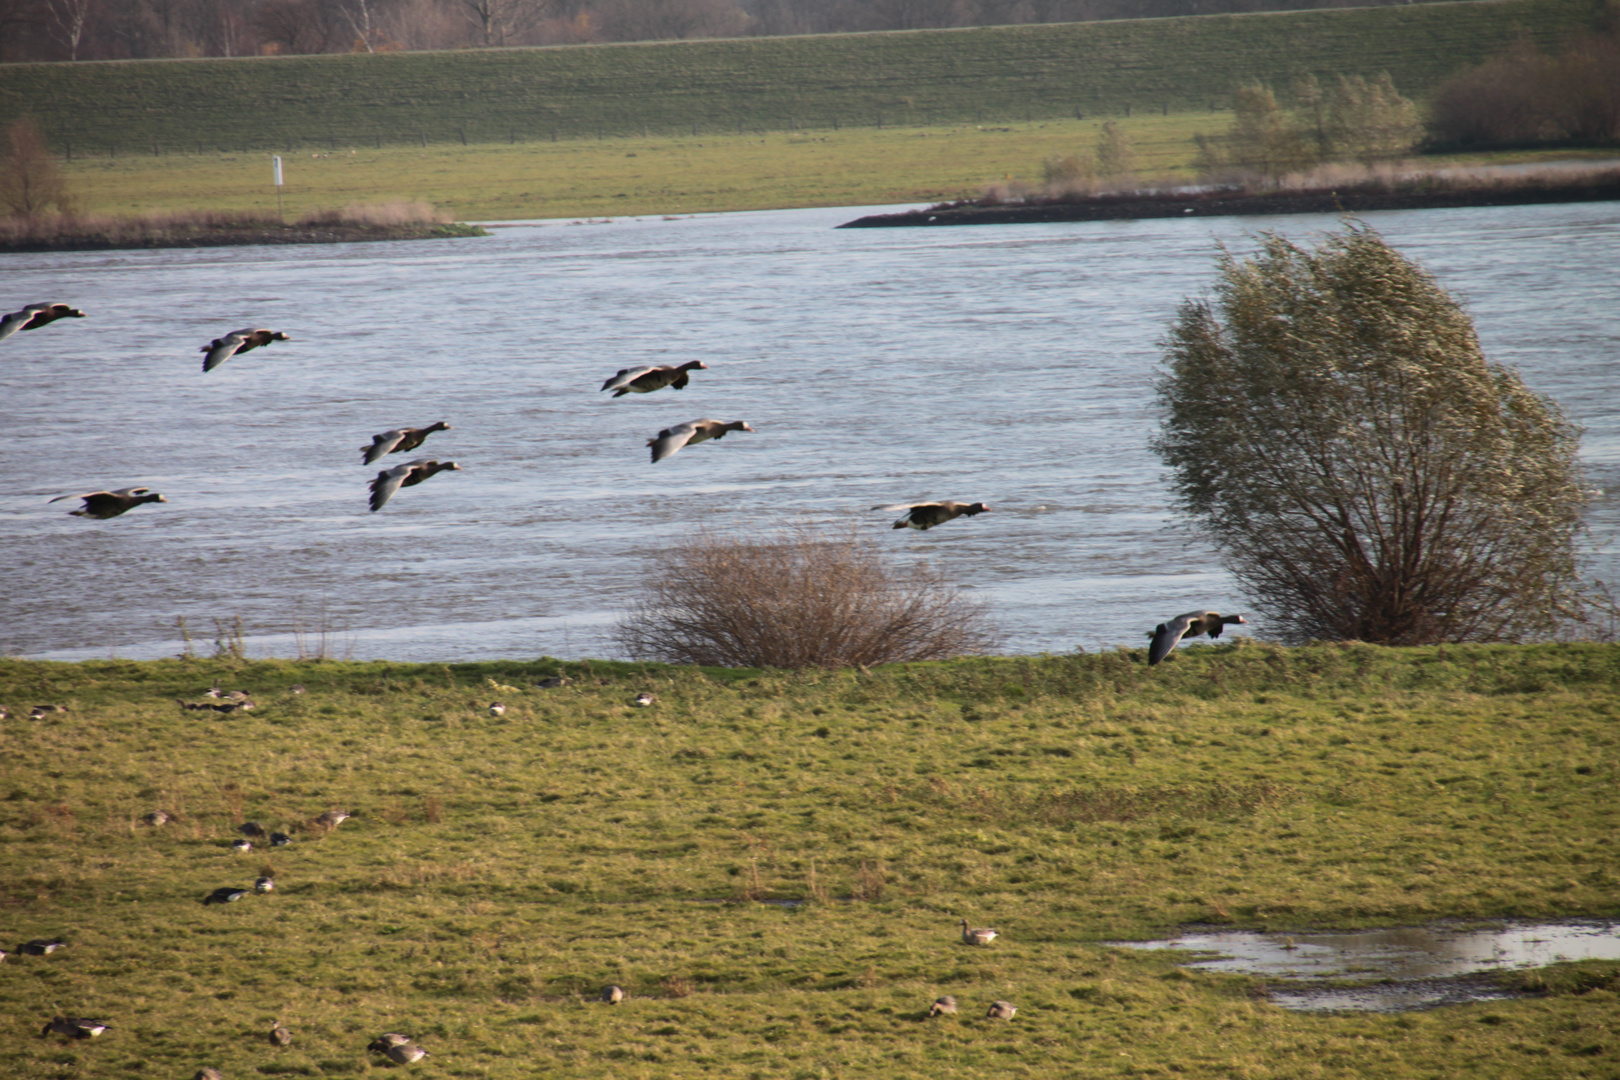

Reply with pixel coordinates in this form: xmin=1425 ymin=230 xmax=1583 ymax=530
xmin=2 ymin=642 xmax=1616 ymax=1077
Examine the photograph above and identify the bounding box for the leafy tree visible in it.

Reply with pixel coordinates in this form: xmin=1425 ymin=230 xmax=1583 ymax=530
xmin=1325 ymin=73 xmax=1423 ymax=165
xmin=0 ymin=118 xmax=73 ymax=218
xmin=1095 ymin=121 xmax=1136 ymax=180
xmin=1199 ymin=82 xmax=1316 ymax=180
xmin=1152 ymin=223 xmax=1588 ymax=646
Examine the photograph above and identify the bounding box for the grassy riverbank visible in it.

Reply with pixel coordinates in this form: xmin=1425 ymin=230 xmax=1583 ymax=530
xmin=2 ymin=643 xmax=1616 ymax=1077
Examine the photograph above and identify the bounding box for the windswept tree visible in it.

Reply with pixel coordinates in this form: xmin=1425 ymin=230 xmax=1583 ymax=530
xmin=1152 ymin=223 xmax=1588 ymax=645
xmin=1325 ymin=73 xmax=1423 ymax=165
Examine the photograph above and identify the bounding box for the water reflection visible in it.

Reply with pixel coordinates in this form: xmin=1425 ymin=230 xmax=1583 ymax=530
xmin=1110 ymin=919 xmax=1620 ymax=1011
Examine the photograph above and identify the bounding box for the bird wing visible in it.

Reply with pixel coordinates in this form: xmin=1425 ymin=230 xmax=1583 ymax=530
xmin=602 ymin=366 xmax=656 ymax=393
xmin=201 ymin=332 xmax=246 ymax=372
xmin=49 ymin=490 xmax=110 ymax=504
xmin=0 ymin=307 xmax=30 ymax=342
xmin=871 ymin=502 xmax=932 ymax=512
xmin=368 ymin=464 xmax=414 ymax=512
xmin=648 ymin=422 xmax=697 ymax=463
xmin=362 ymin=429 xmax=407 ymax=464
xmin=1147 ymin=613 xmax=1196 ymax=665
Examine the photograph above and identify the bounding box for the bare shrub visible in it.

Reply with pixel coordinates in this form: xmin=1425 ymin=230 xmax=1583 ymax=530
xmin=615 ymin=525 xmax=1000 ymax=669
xmin=0 ymin=118 xmax=73 ymax=218
xmin=1430 ymin=31 xmax=1620 ymax=148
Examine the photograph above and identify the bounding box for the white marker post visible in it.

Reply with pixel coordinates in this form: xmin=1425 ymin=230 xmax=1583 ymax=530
xmin=272 ymin=155 xmax=284 ymax=222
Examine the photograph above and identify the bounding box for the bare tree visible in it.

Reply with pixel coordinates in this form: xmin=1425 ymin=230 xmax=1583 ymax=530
xmin=458 ymin=0 xmax=551 ymax=45
xmin=1153 ymin=223 xmax=1589 ymax=645
xmin=255 ymin=0 xmax=341 ymax=53
xmin=45 ymin=0 xmax=91 ymax=58
xmin=616 ymin=525 xmax=1001 ymax=668
xmin=0 ymin=118 xmax=72 ymax=217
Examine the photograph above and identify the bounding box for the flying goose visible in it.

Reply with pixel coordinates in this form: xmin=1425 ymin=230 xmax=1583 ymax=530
xmin=986 ymin=1000 xmax=1017 ymax=1020
xmin=50 ymin=487 xmax=167 ymax=519
xmin=960 ymin=918 xmax=998 ymax=946
xmin=874 ymin=501 xmax=991 ymax=531
xmin=601 ymin=360 xmax=707 ymax=397
xmin=203 ymin=887 xmax=248 ymax=905
xmin=1 ymin=302 xmax=85 ymax=343
xmin=361 ymin=422 xmax=452 ymax=465
xmin=41 ymin=1016 xmax=110 ymax=1039
xmin=647 ymin=418 xmax=752 ymax=463
xmin=601 ymin=984 xmax=625 ymax=1004
xmin=928 ymin=995 xmax=958 ymax=1017
xmin=1146 ymin=611 xmax=1248 ymax=666
xmin=200 ymin=328 xmax=289 ymax=372
xmin=368 ymin=458 xmax=462 ymax=512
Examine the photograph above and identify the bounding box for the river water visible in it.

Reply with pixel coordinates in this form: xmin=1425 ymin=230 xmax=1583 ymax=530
xmin=2 ymin=201 xmax=1616 ymax=663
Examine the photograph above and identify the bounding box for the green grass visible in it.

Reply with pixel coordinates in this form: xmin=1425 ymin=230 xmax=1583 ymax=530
xmin=0 ymin=0 xmax=1597 ymax=158
xmin=2 ymin=643 xmax=1617 ymax=1077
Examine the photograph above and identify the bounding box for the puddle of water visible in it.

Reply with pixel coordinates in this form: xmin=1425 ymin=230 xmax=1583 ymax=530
xmin=1107 ymin=919 xmax=1620 ymax=1012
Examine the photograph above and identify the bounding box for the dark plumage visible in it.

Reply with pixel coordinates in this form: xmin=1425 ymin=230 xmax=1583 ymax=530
xmin=874 ymin=501 xmax=991 ymax=531
xmin=647 ymin=418 xmax=752 ymax=463
xmin=601 ymin=360 xmax=707 ymax=397
xmin=200 ymin=328 xmax=289 ymax=372
xmin=203 ymin=886 xmax=249 ymax=905
xmin=360 ymin=421 xmax=452 ymax=465
xmin=18 ymin=938 xmax=66 ymax=955
xmin=41 ymin=1016 xmax=110 ymax=1039
xmin=0 ymin=302 xmax=86 ymax=343
xmin=1147 ymin=611 xmax=1248 ymax=666
xmin=368 ymin=458 xmax=462 ymax=512
xmin=49 ymin=487 xmax=167 ymax=519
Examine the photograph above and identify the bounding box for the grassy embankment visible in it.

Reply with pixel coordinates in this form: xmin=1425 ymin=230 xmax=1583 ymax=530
xmin=0 ymin=0 xmax=1603 ymax=220
xmin=2 ymin=643 xmax=1617 ymax=1078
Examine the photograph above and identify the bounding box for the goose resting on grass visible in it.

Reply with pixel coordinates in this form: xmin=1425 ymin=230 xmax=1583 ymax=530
xmin=368 ymin=458 xmax=462 ymax=512
xmin=928 ymin=995 xmax=958 ymax=1017
xmin=200 ymin=328 xmax=289 ymax=372
xmin=41 ymin=1017 xmax=110 ymax=1039
xmin=1147 ymin=611 xmax=1248 ymax=666
xmin=361 ymin=422 xmax=452 ymax=465
xmin=874 ymin=501 xmax=991 ymax=531
xmin=50 ymin=487 xmax=167 ymax=519
xmin=960 ymin=918 xmax=998 ymax=946
xmin=601 ymin=360 xmax=707 ymax=397
xmin=647 ymin=419 xmax=752 ymax=463
xmin=0 ymin=302 xmax=86 ymax=343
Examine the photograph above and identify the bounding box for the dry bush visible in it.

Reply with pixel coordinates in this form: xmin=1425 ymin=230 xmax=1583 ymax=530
xmin=296 ymin=200 xmax=449 ymax=226
xmin=615 ymin=525 xmax=1000 ymax=669
xmin=0 ymin=118 xmax=72 ymax=218
xmin=1429 ymin=32 xmax=1620 ymax=148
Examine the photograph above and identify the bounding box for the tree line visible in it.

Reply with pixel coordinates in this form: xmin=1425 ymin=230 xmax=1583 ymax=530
xmin=0 ymin=0 xmax=1456 ymax=64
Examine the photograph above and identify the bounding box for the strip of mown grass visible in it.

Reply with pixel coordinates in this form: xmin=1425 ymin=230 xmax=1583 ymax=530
xmin=0 ymin=0 xmax=1595 ymax=157
xmin=1 ymin=643 xmax=1616 ymax=1077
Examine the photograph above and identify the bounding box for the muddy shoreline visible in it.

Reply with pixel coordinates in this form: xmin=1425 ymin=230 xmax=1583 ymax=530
xmin=839 ymin=179 xmax=1620 ymax=227
xmin=0 ymin=222 xmax=487 ymax=254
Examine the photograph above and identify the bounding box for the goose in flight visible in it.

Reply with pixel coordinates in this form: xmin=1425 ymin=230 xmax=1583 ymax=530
xmin=874 ymin=501 xmax=991 ymax=531
xmin=50 ymin=487 xmax=167 ymax=519
xmin=368 ymin=458 xmax=462 ymax=512
xmin=360 ymin=422 xmax=451 ymax=465
xmin=602 ymin=361 xmax=707 ymax=397
xmin=0 ymin=302 xmax=85 ymax=343
xmin=647 ymin=418 xmax=752 ymax=463
xmin=200 ymin=328 xmax=289 ymax=372
xmin=1147 ymin=611 xmax=1247 ymax=666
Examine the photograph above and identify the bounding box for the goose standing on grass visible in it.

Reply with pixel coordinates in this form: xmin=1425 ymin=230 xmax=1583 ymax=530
xmin=986 ymin=1000 xmax=1017 ymax=1020
xmin=41 ymin=1017 xmax=111 ymax=1039
xmin=368 ymin=458 xmax=462 ymax=512
xmin=315 ymin=809 xmax=350 ymax=829
xmin=1147 ymin=611 xmax=1248 ymax=666
xmin=200 ymin=328 xmax=289 ymax=372
xmin=50 ymin=487 xmax=167 ymax=519
xmin=875 ymin=501 xmax=991 ymax=531
xmin=361 ymin=422 xmax=452 ymax=465
xmin=1 ymin=302 xmax=85 ymax=343
xmin=647 ymin=419 xmax=752 ymax=463
xmin=960 ymin=918 xmax=998 ymax=946
xmin=601 ymin=360 xmax=707 ymax=397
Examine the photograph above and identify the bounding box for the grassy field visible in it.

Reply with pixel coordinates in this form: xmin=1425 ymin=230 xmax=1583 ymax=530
xmin=2 ymin=643 xmax=1617 ymax=1077
xmin=0 ymin=0 xmax=1597 ymax=157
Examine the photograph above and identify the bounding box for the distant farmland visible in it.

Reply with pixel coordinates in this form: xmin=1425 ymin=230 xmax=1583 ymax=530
xmin=0 ymin=0 xmax=1597 ymax=156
